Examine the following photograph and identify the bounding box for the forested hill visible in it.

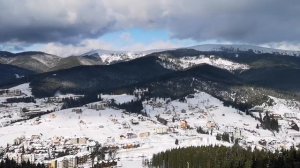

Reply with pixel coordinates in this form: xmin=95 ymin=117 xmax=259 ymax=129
xmin=151 ymin=146 xmax=300 ymax=168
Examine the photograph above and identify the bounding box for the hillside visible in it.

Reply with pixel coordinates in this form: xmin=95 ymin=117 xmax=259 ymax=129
xmin=30 ymin=56 xmax=174 ymax=97
xmin=0 ymin=64 xmax=35 ymax=86
xmin=0 ymin=51 xmax=61 ymax=72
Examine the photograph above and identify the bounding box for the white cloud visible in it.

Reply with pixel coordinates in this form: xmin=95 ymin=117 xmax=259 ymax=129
xmin=0 ymin=0 xmax=299 ymax=47
xmin=41 ymin=40 xmax=114 ymax=57
xmin=261 ymin=42 xmax=300 ymax=51
xmin=41 ymin=39 xmax=179 ymax=56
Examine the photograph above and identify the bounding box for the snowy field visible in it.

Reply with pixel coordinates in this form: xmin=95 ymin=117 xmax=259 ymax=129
xmin=1 ymin=83 xmax=300 ymax=167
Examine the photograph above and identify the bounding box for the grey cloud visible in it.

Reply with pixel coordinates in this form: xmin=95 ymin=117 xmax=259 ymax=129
xmin=0 ymin=0 xmax=299 ymax=45
xmin=161 ymin=0 xmax=300 ymax=43
xmin=0 ymin=0 xmax=115 ymax=43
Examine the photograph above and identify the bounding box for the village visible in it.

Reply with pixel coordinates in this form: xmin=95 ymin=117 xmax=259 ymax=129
xmin=0 ymin=84 xmax=300 ymax=167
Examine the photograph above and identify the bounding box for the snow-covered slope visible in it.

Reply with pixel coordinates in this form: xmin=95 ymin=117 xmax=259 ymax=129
xmin=189 ymin=44 xmax=300 ymax=56
xmin=158 ymin=55 xmax=249 ymax=71
xmin=81 ymin=49 xmax=167 ymax=64
xmin=81 ymin=49 xmax=146 ymax=64
xmin=0 ymin=52 xmax=61 ymax=72
xmin=1 ymin=83 xmax=300 ymax=167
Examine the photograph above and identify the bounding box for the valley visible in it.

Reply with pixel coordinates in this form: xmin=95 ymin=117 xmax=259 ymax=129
xmin=0 ymin=45 xmax=300 ymax=167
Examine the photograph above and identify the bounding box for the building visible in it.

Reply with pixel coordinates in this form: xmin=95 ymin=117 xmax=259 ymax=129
xmin=249 ymin=107 xmax=264 ymax=113
xmin=87 ymin=103 xmax=107 ymax=110
xmin=180 ymin=120 xmax=189 ymax=129
xmin=126 ymin=133 xmax=138 ymax=139
xmin=284 ymin=113 xmax=297 ymax=119
xmin=0 ymin=89 xmax=22 ymax=97
xmin=131 ymin=119 xmax=139 ymax=125
xmin=69 ymin=137 xmax=88 ymax=145
xmin=272 ymin=114 xmax=283 ymax=120
xmin=206 ymin=121 xmax=216 ymax=129
xmin=155 ymin=127 xmax=168 ymax=134
xmin=139 ymin=132 xmax=150 ymax=138
xmin=49 ymin=160 xmax=57 ymax=168
xmin=156 ymin=116 xmax=168 ymax=125
xmin=72 ymin=109 xmax=82 ymax=114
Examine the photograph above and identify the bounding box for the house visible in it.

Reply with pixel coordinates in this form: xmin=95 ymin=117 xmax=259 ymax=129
xmin=31 ymin=135 xmax=41 ymax=140
xmin=126 ymin=133 xmax=138 ymax=139
xmin=106 ymin=137 xmax=115 ymax=143
xmin=138 ymin=115 xmax=146 ymax=121
xmin=120 ymin=135 xmax=126 ymax=140
xmin=0 ymin=89 xmax=22 ymax=97
xmin=69 ymin=137 xmax=88 ymax=145
xmin=14 ymin=137 xmax=24 ymax=145
xmin=122 ymin=122 xmax=130 ymax=129
xmin=131 ymin=119 xmax=139 ymax=125
xmin=180 ymin=120 xmax=189 ymax=129
xmin=87 ymin=103 xmax=107 ymax=110
xmin=139 ymin=132 xmax=150 ymax=138
xmin=155 ymin=127 xmax=168 ymax=134
xmin=156 ymin=116 xmax=168 ymax=125
xmin=206 ymin=121 xmax=216 ymax=129
xmin=52 ymin=136 xmax=63 ymax=145
xmin=259 ymin=139 xmax=267 ymax=146
xmin=56 ymin=156 xmax=78 ymax=168
xmin=284 ymin=113 xmax=297 ymax=119
xmin=72 ymin=109 xmax=82 ymax=114
xmin=249 ymin=107 xmax=264 ymax=113
xmin=49 ymin=160 xmax=57 ymax=168
xmin=272 ymin=114 xmax=283 ymax=120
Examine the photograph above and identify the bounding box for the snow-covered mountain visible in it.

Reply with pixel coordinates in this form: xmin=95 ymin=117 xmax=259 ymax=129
xmin=0 ymin=52 xmax=61 ymax=72
xmin=81 ymin=49 xmax=150 ymax=64
xmin=1 ymin=44 xmax=300 ymax=74
xmin=189 ymin=44 xmax=300 ymax=56
xmin=158 ymin=55 xmax=249 ymax=72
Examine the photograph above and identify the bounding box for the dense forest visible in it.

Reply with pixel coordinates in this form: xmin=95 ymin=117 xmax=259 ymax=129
xmin=5 ymin=97 xmax=36 ymax=104
xmin=0 ymin=158 xmax=45 ymax=168
xmin=61 ymin=94 xmax=101 ymax=109
xmin=111 ymin=99 xmax=145 ymax=115
xmin=151 ymin=146 xmax=300 ymax=168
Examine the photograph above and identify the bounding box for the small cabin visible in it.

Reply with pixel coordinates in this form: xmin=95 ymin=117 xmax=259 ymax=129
xmin=72 ymin=108 xmax=83 ymax=114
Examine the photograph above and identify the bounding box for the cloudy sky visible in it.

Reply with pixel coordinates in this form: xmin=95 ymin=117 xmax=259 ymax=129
xmin=0 ymin=0 xmax=299 ymax=56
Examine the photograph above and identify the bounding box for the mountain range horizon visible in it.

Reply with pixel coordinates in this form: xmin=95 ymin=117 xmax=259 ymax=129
xmin=2 ymin=43 xmax=300 ymax=57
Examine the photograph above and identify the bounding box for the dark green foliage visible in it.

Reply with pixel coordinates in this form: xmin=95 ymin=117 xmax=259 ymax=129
xmin=196 ymin=127 xmax=209 ymax=134
xmin=0 ymin=157 xmax=45 ymax=168
xmin=152 ymin=146 xmax=300 ymax=168
xmin=222 ymin=133 xmax=230 ymax=143
xmin=0 ymin=64 xmax=35 ymax=86
xmin=61 ymin=94 xmax=101 ymax=109
xmin=29 ymin=56 xmax=173 ymax=97
xmin=216 ymin=133 xmax=231 ymax=142
xmin=262 ymin=112 xmax=279 ymax=132
xmin=112 ymin=100 xmax=144 ymax=115
xmin=5 ymin=96 xmax=36 ymax=103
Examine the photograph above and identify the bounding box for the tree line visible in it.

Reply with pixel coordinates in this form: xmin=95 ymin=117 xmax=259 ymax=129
xmin=151 ymin=145 xmax=300 ymax=168
xmin=5 ymin=97 xmax=36 ymax=104
xmin=0 ymin=158 xmax=45 ymax=168
xmin=61 ymin=94 xmax=101 ymax=109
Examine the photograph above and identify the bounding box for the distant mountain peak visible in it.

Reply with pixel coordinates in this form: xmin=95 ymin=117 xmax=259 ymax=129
xmin=188 ymin=44 xmax=300 ymax=56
